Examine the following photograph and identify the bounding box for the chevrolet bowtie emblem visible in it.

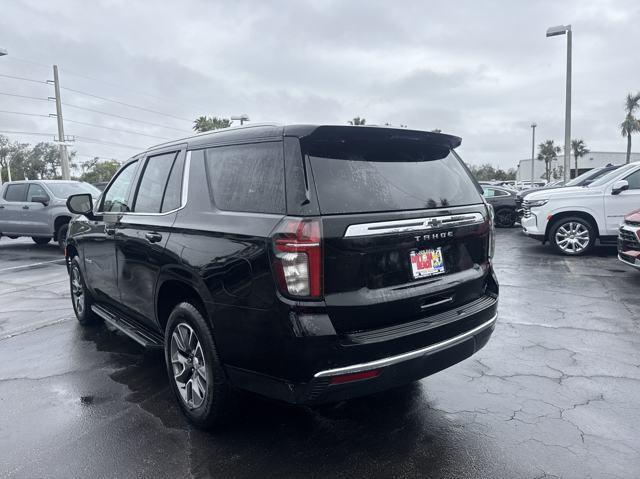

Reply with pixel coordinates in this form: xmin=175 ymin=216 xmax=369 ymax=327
xmin=426 ymin=218 xmax=442 ymax=228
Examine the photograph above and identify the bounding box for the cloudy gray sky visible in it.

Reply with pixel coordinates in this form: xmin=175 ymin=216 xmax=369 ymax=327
xmin=1 ymin=0 xmax=639 ymax=169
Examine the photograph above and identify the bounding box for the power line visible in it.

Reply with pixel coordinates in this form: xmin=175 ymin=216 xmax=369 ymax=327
xmin=0 ymin=109 xmax=51 ymax=118
xmin=75 ymin=136 xmax=144 ymax=150
xmin=61 ymin=101 xmax=190 ymax=133
xmin=64 ymin=118 xmax=171 ymax=140
xmin=0 ymin=129 xmax=55 ymax=138
xmin=60 ymin=86 xmax=192 ymax=122
xmin=0 ymin=91 xmax=49 ymax=102
xmin=6 ymin=56 xmax=180 ymax=105
xmin=0 ymin=73 xmax=48 ymax=85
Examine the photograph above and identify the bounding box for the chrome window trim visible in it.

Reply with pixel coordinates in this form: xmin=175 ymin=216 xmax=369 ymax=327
xmin=344 ymin=209 xmax=485 ymax=238
xmin=121 ymin=150 xmax=191 ymax=217
xmin=103 ymin=150 xmax=191 ymax=217
xmin=313 ymin=313 xmax=497 ymax=378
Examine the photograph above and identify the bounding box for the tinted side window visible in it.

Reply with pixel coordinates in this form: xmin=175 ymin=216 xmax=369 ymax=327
xmin=27 ymin=184 xmax=48 ymax=202
xmin=102 ymin=160 xmax=139 ymax=213
xmin=482 ymin=188 xmax=495 ymax=198
xmin=204 ymin=142 xmax=285 ymax=214
xmin=161 ymin=153 xmax=185 ymax=213
xmin=4 ymin=184 xmax=28 ymax=202
xmin=134 ymin=152 xmax=177 ymax=213
xmin=624 ymin=169 xmax=640 ymax=190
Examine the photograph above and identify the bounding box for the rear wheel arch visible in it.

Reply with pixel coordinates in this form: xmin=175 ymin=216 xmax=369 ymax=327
xmin=156 ymin=278 xmax=211 ymax=334
xmin=53 ymin=215 xmax=71 ymax=240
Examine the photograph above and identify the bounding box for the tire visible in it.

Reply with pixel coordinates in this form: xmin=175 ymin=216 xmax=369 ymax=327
xmin=549 ymin=217 xmax=596 ymax=256
xmin=32 ymin=237 xmax=52 ymax=245
xmin=494 ymin=208 xmax=517 ymax=228
xmin=69 ymin=256 xmax=99 ymax=325
xmin=57 ymin=223 xmax=69 ymax=252
xmin=165 ymin=302 xmax=233 ymax=429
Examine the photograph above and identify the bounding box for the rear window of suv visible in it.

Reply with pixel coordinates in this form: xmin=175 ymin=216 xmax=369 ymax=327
xmin=303 ymin=139 xmax=481 ymax=214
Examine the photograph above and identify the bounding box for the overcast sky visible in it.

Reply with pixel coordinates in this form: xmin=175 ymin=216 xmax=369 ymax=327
xmin=1 ymin=0 xmax=639 ymax=169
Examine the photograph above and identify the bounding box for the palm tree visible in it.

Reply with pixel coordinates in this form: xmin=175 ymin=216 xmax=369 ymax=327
xmin=193 ymin=116 xmax=232 ymax=132
xmin=570 ymin=139 xmax=589 ymax=178
xmin=621 ymin=93 xmax=640 ymax=164
xmin=537 ymin=140 xmax=561 ymax=182
xmin=348 ymin=117 xmax=366 ymax=126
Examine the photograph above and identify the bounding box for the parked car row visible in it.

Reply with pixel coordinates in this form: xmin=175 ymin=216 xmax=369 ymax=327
xmin=520 ymin=162 xmax=640 ymax=270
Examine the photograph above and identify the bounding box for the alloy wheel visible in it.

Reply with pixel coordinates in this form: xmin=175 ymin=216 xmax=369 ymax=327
xmin=170 ymin=323 xmax=208 ymax=409
xmin=70 ymin=265 xmax=84 ymax=314
xmin=554 ymin=221 xmax=590 ymax=253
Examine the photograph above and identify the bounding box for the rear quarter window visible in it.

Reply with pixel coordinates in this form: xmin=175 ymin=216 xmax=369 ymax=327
xmin=204 ymin=142 xmax=285 ymax=214
xmin=303 ymin=139 xmax=482 ymax=214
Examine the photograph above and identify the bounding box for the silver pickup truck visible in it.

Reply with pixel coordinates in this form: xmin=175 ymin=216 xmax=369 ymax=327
xmin=0 ymin=180 xmax=101 ymax=251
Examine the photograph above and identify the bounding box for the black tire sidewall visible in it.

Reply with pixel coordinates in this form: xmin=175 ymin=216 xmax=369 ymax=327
xmin=495 ymin=208 xmax=516 ymax=228
xmin=57 ymin=224 xmax=69 ymax=251
xmin=32 ymin=237 xmax=52 ymax=245
xmin=70 ymin=256 xmax=95 ymax=324
xmin=164 ymin=302 xmax=231 ymax=428
xmin=550 ymin=217 xmax=595 ymax=256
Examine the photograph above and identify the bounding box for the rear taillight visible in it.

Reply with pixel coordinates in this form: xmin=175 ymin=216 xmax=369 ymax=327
xmin=272 ymin=217 xmax=323 ymax=299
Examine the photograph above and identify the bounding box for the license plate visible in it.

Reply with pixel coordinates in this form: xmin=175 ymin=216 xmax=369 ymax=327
xmin=410 ymin=248 xmax=445 ymax=279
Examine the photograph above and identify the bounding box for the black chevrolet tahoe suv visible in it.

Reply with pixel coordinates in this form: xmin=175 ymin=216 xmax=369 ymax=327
xmin=65 ymin=124 xmax=498 ymax=428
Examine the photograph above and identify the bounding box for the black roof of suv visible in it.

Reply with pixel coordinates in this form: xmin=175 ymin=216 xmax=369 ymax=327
xmin=65 ymin=124 xmax=498 ymax=428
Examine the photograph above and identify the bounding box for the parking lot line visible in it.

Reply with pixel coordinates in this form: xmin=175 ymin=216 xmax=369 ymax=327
xmin=0 ymin=258 xmax=66 ymax=273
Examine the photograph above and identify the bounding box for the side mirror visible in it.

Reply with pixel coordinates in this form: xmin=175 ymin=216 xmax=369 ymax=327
xmin=67 ymin=193 xmax=94 ymax=217
xmin=31 ymin=195 xmax=50 ymax=206
xmin=612 ymin=180 xmax=629 ymax=195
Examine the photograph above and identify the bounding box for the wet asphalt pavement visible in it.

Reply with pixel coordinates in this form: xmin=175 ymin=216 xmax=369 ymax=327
xmin=1 ymin=231 xmax=639 ymax=479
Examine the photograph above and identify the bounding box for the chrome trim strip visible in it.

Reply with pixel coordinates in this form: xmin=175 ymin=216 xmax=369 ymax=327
xmin=618 ymin=254 xmax=640 ymax=269
xmin=313 ymin=313 xmax=498 ymax=378
xmin=117 ymin=150 xmax=192 ymax=217
xmin=344 ymin=211 xmax=485 ymax=237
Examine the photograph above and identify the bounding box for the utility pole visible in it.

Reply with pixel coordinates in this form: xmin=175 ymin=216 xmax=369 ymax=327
xmin=52 ymin=65 xmax=71 ymax=180
xmin=530 ymin=123 xmax=537 ymax=186
xmin=546 ymin=24 xmax=572 ymax=184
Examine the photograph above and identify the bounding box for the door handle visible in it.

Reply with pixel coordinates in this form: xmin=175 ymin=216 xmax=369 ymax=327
xmin=0 ymin=205 xmax=4 ymax=209
xmin=105 ymin=226 xmax=116 ymax=235
xmin=22 ymin=205 xmax=29 ymax=210
xmin=144 ymin=232 xmax=163 ymax=243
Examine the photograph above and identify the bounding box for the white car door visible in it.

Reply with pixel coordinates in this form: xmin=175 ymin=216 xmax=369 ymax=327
xmin=604 ymin=167 xmax=640 ymax=235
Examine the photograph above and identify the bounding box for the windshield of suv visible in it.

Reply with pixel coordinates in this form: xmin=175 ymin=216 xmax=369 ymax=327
xmin=304 ymin=140 xmax=482 ymax=214
xmin=587 ymin=164 xmax=634 ymax=188
xmin=47 ymin=182 xmax=101 ymax=198
xmin=566 ymin=169 xmax=602 ymax=187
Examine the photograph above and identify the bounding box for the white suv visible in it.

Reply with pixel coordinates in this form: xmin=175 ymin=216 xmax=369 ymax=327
xmin=521 ymin=162 xmax=640 ymax=255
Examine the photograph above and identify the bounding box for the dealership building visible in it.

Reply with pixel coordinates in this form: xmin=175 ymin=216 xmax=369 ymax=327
xmin=516 ymin=151 xmax=640 ymax=182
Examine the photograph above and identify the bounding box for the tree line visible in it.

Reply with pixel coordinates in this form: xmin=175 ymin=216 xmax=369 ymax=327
xmin=0 ymin=134 xmax=120 ymax=184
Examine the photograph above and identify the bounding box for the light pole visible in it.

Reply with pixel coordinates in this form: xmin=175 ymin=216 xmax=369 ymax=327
xmin=546 ymin=24 xmax=572 ymax=184
xmin=0 ymin=48 xmax=6 ymax=185
xmin=231 ymin=114 xmax=250 ymax=126
xmin=530 ymin=123 xmax=537 ymax=186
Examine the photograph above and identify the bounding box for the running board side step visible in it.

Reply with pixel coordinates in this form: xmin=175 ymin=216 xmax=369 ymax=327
xmin=91 ymin=304 xmax=164 ymax=349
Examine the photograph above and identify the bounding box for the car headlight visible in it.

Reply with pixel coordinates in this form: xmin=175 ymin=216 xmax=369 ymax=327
xmin=527 ymin=199 xmax=548 ymax=207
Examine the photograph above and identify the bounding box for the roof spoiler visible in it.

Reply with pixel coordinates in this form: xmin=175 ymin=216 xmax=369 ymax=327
xmin=301 ymin=125 xmax=462 ymax=149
